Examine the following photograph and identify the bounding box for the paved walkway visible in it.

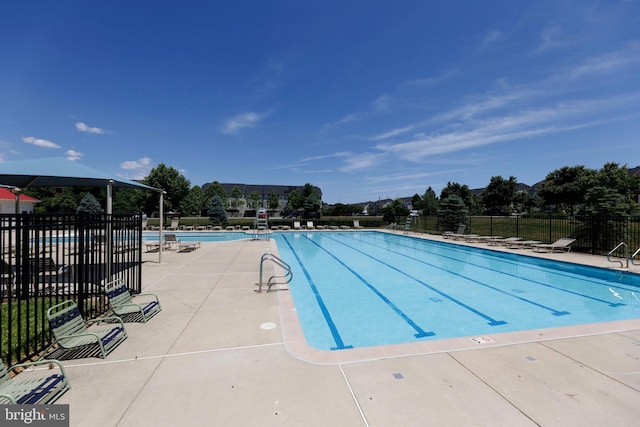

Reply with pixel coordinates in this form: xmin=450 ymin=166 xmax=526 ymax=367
xmin=55 ymin=232 xmax=640 ymax=426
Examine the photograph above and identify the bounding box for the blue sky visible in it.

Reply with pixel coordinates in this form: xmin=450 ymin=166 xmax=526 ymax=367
xmin=1 ymin=1 xmax=639 ymax=204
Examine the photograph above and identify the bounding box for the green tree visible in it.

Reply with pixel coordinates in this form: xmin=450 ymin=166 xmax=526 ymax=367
xmin=267 ymin=191 xmax=279 ymax=211
xmin=481 ymin=176 xmax=517 ymax=215
xmin=204 ymin=181 xmax=228 ymax=207
xmin=228 ymin=186 xmax=244 ymax=217
xmin=286 ymin=189 xmax=303 ymax=211
xmin=595 ymin=162 xmax=634 ymax=199
xmin=537 ymin=166 xmax=596 ymax=215
xmin=181 ymin=186 xmax=207 ymax=216
xmin=422 ymin=186 xmax=438 ymax=215
xmin=112 ymin=188 xmax=145 ymax=213
xmin=207 ymin=195 xmax=227 ymax=225
xmin=381 ymin=199 xmax=409 ymax=223
xmin=303 ymin=193 xmax=322 ymax=219
xmin=578 ymin=186 xmax=632 ymax=252
xmin=411 ymin=193 xmax=423 ymax=210
xmin=40 ymin=189 xmax=77 ymax=213
xmin=440 ymin=182 xmax=473 ymax=208
xmin=438 ymin=195 xmax=468 ymax=232
xmin=246 ymin=191 xmax=261 ymax=210
xmin=142 ymin=164 xmax=191 ymax=216
xmin=76 ymin=193 xmax=103 ymax=214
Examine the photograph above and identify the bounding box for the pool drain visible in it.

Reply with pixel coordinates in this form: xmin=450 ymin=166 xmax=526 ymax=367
xmin=260 ymin=322 xmax=277 ymax=330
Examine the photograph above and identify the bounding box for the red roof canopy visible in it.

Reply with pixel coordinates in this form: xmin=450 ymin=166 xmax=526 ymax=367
xmin=0 ymin=187 xmax=40 ymax=202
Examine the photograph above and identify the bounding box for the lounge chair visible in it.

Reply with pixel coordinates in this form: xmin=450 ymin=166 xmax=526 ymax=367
xmin=163 ymin=233 xmax=180 ymax=250
xmin=353 ymin=220 xmax=363 ymax=229
xmin=443 ymin=224 xmax=466 ymax=239
xmin=306 ymin=221 xmax=315 ymax=230
xmin=44 ymin=300 xmax=127 ymax=359
xmin=532 ymin=238 xmax=576 ymax=253
xmin=104 ymin=278 xmax=162 ymax=322
xmin=28 ymin=257 xmax=73 ymax=295
xmin=1 ymin=259 xmax=15 ymax=297
xmin=166 ymin=219 xmax=179 ymax=231
xmin=507 ymin=240 xmax=542 ymax=249
xmin=293 ymin=221 xmax=301 ymax=230
xmin=178 ymin=241 xmax=201 ymax=252
xmin=0 ymin=359 xmax=71 ymax=404
xmin=486 ymin=237 xmax=521 ymax=246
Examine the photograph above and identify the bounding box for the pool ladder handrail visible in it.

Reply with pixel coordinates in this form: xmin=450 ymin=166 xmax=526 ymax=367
xmin=257 ymin=253 xmax=292 ymax=293
xmin=632 ymin=247 xmax=640 ymax=266
xmin=607 ymin=242 xmax=628 ymax=268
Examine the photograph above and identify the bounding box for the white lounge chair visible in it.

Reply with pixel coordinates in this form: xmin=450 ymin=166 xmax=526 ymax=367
xmin=293 ymin=221 xmax=301 ymax=230
xmin=306 ymin=221 xmax=315 ymax=230
xmin=532 ymin=238 xmax=576 ymax=253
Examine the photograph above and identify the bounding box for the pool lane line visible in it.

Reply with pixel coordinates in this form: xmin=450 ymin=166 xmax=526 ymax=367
xmin=281 ymin=235 xmax=353 ymax=350
xmin=300 ymin=235 xmax=436 ymax=339
xmin=431 ymin=238 xmax=639 ymax=293
xmin=325 ymin=232 xmax=572 ymax=321
xmin=305 ymin=234 xmax=506 ymax=327
xmin=373 ymin=233 xmax=625 ymax=308
xmin=335 ymin=232 xmax=571 ymax=316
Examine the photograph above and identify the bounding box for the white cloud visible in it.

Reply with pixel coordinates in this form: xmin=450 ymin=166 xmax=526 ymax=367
xmin=119 ymin=157 xmax=152 ymax=180
xmin=22 ymin=136 xmax=61 ymax=149
xmin=369 ymin=125 xmax=415 ymax=141
xmin=121 ymin=157 xmax=151 ymax=170
xmin=221 ymin=111 xmax=269 ymax=134
xmin=75 ymin=122 xmax=106 ymax=134
xmin=481 ymin=30 xmax=504 ymax=50
xmin=65 ymin=150 xmax=82 ymax=161
xmin=402 ymin=68 xmax=459 ymax=88
xmin=337 ymin=152 xmax=381 ymax=172
xmin=375 ymin=95 xmax=639 ymax=161
xmin=566 ymin=43 xmax=640 ymax=80
xmin=534 ymin=25 xmax=571 ymax=53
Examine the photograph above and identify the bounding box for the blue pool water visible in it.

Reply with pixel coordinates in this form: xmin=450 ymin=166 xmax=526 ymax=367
xmin=273 ymin=231 xmax=640 ymax=351
xmin=142 ymin=231 xmax=250 ymax=242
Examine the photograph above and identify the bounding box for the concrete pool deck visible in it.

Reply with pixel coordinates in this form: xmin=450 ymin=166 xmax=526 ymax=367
xmin=55 ymin=230 xmax=640 ymax=426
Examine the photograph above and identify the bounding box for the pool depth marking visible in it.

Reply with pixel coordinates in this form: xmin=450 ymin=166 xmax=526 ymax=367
xmin=300 ymin=235 xmax=435 ymax=339
xmin=378 ymin=234 xmax=626 ymax=308
xmin=281 ymin=235 xmax=353 ymax=350
xmin=303 ymin=234 xmax=507 ymax=327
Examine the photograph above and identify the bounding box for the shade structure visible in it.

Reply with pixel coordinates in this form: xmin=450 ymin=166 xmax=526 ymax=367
xmin=0 ymin=157 xmax=158 ymax=191
xmin=0 ymin=157 xmax=166 ymax=263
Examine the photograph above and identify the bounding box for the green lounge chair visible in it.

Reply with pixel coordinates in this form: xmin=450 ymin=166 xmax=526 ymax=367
xmin=0 ymin=359 xmax=70 ymax=404
xmin=104 ymin=278 xmax=162 ymax=323
xmin=44 ymin=300 xmax=127 ymax=359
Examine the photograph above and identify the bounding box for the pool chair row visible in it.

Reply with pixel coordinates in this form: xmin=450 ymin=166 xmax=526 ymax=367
xmin=484 ymin=237 xmax=576 ymax=252
xmin=42 ymin=278 xmax=161 ymax=360
xmin=0 ymin=279 xmax=162 ymax=405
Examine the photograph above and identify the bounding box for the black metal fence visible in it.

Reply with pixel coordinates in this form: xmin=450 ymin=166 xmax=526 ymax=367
xmin=1 ymin=213 xmax=143 ymax=364
xmin=406 ymin=214 xmax=640 ymax=257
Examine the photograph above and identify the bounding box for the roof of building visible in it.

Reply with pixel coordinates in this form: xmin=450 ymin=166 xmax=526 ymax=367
xmin=0 ymin=187 xmax=40 ymax=202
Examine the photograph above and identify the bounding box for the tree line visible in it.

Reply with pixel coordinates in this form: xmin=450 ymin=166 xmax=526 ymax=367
xmin=23 ymin=163 xmax=323 ymax=222
xmin=376 ymin=162 xmax=639 ymax=228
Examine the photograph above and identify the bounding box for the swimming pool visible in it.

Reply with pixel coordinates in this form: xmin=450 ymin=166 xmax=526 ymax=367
xmin=274 ymin=231 xmax=640 ymax=351
xmin=142 ymin=231 xmax=250 ymax=242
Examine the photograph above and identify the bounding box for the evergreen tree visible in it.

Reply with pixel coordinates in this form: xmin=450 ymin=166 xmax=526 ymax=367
xmin=207 ymin=195 xmax=227 ymax=225
xmin=76 ymin=193 xmax=103 ymax=214
xmin=438 ymin=195 xmax=468 ymax=232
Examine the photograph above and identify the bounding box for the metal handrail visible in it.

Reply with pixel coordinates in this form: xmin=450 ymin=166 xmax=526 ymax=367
xmin=257 ymin=253 xmax=292 ymax=293
xmin=607 ymin=242 xmax=628 ymax=268
xmin=631 ymin=247 xmax=640 ymax=266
